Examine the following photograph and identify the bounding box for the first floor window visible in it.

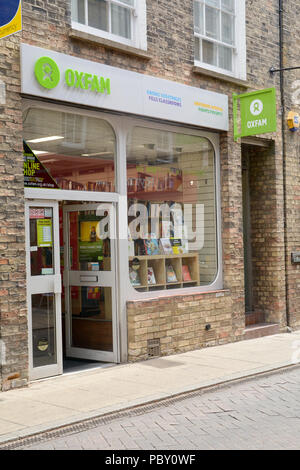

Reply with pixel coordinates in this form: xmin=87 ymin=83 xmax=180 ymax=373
xmin=72 ymin=0 xmax=135 ymax=40
xmin=194 ymin=0 xmax=245 ymax=78
xmin=126 ymin=127 xmax=218 ymax=292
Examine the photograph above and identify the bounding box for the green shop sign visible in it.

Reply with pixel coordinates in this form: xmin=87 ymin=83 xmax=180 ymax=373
xmin=34 ymin=56 xmax=111 ymax=95
xmin=233 ymin=88 xmax=277 ymax=141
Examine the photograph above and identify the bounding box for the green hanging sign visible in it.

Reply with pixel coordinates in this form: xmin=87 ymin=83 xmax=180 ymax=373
xmin=233 ymin=88 xmax=277 ymax=141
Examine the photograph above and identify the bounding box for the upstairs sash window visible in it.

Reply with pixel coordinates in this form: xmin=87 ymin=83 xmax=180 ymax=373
xmin=194 ymin=0 xmax=246 ymax=77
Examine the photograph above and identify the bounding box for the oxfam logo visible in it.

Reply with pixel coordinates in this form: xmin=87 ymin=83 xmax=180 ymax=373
xmin=34 ymin=57 xmax=60 ymax=89
xmin=250 ymin=99 xmax=264 ymax=116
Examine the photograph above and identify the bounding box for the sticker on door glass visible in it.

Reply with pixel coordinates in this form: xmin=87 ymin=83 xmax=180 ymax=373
xmin=41 ymin=268 xmax=54 ymax=275
xmin=30 ymin=208 xmax=45 ymax=219
xmin=44 ymin=208 xmax=52 ymax=218
xmin=37 ymin=219 xmax=53 ymax=247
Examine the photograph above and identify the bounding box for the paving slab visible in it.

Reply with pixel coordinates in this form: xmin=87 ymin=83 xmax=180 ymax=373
xmin=0 ymin=331 xmax=300 ymax=445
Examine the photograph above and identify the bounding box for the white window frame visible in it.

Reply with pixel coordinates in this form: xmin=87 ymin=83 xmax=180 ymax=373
xmin=194 ymin=0 xmax=246 ymax=80
xmin=71 ymin=0 xmax=147 ymax=51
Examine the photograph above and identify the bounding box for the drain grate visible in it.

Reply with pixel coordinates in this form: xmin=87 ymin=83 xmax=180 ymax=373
xmin=147 ymin=338 xmax=161 ymax=357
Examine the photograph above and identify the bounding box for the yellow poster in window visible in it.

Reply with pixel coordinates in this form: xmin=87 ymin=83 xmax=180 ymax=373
xmin=80 ymin=221 xmax=100 ymax=242
xmin=37 ymin=219 xmax=53 ymax=247
xmin=0 ymin=1 xmax=22 ymax=40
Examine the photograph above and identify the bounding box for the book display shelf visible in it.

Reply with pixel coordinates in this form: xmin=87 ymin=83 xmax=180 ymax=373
xmin=127 ymin=181 xmax=201 ymax=291
xmin=129 ymin=253 xmax=200 ymax=292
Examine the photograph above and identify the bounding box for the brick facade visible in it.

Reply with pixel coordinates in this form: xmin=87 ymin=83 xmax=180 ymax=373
xmin=0 ymin=32 xmax=27 ymax=391
xmin=0 ymin=0 xmax=299 ymax=388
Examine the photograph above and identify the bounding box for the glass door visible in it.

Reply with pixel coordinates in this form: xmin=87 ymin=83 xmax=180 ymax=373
xmin=63 ymin=203 xmax=118 ymax=362
xmin=25 ymin=201 xmax=63 ymax=381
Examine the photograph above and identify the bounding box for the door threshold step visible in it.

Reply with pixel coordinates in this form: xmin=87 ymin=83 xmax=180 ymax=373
xmin=244 ymin=323 xmax=280 ymax=340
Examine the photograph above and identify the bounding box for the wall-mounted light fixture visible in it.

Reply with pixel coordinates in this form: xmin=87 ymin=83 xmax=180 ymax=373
xmin=287 ymin=111 xmax=299 ymax=132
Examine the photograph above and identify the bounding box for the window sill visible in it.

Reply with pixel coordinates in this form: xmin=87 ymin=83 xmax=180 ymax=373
xmin=192 ymin=65 xmax=249 ymax=88
xmin=69 ymin=29 xmax=151 ymax=60
xmin=127 ymin=289 xmax=229 ymax=304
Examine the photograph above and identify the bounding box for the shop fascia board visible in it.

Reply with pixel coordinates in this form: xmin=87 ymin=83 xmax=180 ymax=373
xmin=20 ymin=44 xmax=229 ymax=132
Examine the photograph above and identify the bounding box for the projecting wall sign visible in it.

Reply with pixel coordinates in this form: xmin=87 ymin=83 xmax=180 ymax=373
xmin=20 ymin=44 xmax=229 ymax=131
xmin=233 ymin=88 xmax=277 ymax=140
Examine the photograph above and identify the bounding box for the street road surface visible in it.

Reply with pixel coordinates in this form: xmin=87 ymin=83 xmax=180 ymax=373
xmin=19 ymin=367 xmax=300 ymax=450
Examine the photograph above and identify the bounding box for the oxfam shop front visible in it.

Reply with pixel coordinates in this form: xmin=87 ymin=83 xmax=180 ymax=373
xmin=21 ymin=44 xmax=228 ymax=381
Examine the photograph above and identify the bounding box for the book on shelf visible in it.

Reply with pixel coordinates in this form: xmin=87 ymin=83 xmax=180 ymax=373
xmin=150 ymin=203 xmax=161 ymax=219
xmin=162 ymin=220 xmax=174 ymax=238
xmin=159 ymin=238 xmax=173 ymax=255
xmin=129 ymin=267 xmax=141 ymax=286
xmin=147 ymin=267 xmax=156 ymax=285
xmin=170 ymin=238 xmax=184 ymax=254
xmin=166 ymin=264 xmax=177 ymax=283
xmin=87 ymin=287 xmax=101 ymax=300
xmin=182 ymin=265 xmax=192 ymax=282
xmin=87 ymin=262 xmax=99 ymax=271
xmin=128 ymin=239 xmax=135 ymax=257
xmin=143 ymin=238 xmax=160 ymax=255
xmin=181 ymin=239 xmax=189 ymax=254
xmin=171 ymin=205 xmax=184 ymax=226
xmin=128 ymin=227 xmax=135 ymax=256
xmin=136 ymin=239 xmax=146 ymax=256
xmin=144 ymin=176 xmax=155 ymax=192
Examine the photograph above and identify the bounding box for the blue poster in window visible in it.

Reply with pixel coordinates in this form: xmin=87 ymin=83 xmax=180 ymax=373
xmin=0 ymin=0 xmax=22 ymax=39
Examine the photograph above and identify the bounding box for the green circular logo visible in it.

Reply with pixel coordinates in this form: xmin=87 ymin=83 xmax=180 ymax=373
xmin=34 ymin=56 xmax=60 ymax=89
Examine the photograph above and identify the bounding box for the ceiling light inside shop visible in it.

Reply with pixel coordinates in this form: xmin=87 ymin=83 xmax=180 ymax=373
xmin=81 ymin=152 xmax=113 ymax=157
xmin=32 ymin=150 xmax=50 ymax=155
xmin=27 ymin=136 xmax=64 ymax=143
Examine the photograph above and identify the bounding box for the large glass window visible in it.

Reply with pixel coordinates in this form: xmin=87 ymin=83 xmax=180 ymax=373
xmin=23 ymin=108 xmax=116 ymax=192
xmin=127 ymin=127 xmax=218 ymax=292
xmin=194 ymin=0 xmax=246 ymax=79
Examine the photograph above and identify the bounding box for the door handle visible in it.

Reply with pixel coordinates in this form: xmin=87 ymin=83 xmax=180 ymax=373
xmin=80 ymin=275 xmax=98 ymax=283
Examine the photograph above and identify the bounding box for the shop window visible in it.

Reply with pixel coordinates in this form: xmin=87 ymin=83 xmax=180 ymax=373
xmin=194 ymin=0 xmax=246 ymax=80
xmin=71 ymin=0 xmax=147 ymax=50
xmin=127 ymin=127 xmax=218 ymax=292
xmin=23 ymin=108 xmax=116 ymax=192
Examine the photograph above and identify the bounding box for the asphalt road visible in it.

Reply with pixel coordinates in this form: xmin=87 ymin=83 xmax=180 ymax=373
xmin=18 ymin=367 xmax=300 ymax=450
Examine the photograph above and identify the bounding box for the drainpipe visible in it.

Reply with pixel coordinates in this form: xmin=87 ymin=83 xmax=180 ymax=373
xmin=279 ymin=0 xmax=290 ymax=328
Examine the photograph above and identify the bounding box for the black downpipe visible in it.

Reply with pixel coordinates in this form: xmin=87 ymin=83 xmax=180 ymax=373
xmin=279 ymin=0 xmax=290 ymax=328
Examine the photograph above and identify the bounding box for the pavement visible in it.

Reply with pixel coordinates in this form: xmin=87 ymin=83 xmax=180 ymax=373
xmin=19 ymin=366 xmax=300 ymax=450
xmin=0 ymin=330 xmax=300 ymax=446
